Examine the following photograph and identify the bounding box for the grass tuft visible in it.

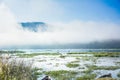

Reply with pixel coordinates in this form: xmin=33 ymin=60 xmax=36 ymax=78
xmin=76 ymin=74 xmax=96 ymax=80
xmin=66 ymin=63 xmax=79 ymax=68
xmin=0 ymin=58 xmax=37 ymax=80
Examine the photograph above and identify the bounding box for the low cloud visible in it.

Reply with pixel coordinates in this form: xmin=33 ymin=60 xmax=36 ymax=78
xmin=0 ymin=3 xmax=120 ymax=48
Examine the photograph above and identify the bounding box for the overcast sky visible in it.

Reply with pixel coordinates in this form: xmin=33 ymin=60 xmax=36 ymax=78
xmin=0 ymin=0 xmax=120 ymax=48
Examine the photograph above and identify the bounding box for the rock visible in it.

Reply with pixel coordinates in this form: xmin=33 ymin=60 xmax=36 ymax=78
xmin=42 ymin=76 xmax=51 ymax=80
xmin=99 ymin=73 xmax=112 ymax=78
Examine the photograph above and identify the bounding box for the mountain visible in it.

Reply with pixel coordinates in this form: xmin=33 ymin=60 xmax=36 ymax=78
xmin=20 ymin=22 xmax=47 ymax=32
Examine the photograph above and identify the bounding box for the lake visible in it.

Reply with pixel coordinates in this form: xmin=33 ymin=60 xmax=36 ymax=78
xmin=3 ymin=49 xmax=120 ymax=53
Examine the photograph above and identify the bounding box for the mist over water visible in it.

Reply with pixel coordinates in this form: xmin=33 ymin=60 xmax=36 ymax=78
xmin=0 ymin=2 xmax=120 ymax=48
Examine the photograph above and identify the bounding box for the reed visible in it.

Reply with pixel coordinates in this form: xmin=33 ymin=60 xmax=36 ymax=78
xmin=0 ymin=57 xmax=37 ymax=80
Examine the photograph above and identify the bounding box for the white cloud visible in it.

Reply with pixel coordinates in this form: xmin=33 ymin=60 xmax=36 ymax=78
xmin=2 ymin=0 xmax=64 ymax=22
xmin=0 ymin=3 xmax=120 ymax=48
xmin=46 ymin=21 xmax=120 ymax=43
xmin=0 ymin=3 xmax=21 ymax=33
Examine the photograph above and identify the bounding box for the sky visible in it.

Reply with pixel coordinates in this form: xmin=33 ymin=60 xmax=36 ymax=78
xmin=0 ymin=0 xmax=120 ymax=48
xmin=1 ymin=0 xmax=120 ymax=22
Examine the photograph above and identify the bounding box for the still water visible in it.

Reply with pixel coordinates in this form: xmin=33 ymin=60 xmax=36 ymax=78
xmin=4 ymin=49 xmax=120 ymax=53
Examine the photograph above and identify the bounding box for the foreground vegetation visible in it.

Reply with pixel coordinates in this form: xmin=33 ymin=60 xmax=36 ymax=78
xmin=0 ymin=58 xmax=37 ymax=80
xmin=0 ymin=51 xmax=120 ymax=80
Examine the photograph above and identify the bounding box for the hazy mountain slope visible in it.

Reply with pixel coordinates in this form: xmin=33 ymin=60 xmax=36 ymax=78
xmin=20 ymin=22 xmax=47 ymax=32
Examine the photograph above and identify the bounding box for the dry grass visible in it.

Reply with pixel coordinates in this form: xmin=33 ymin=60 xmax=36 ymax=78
xmin=0 ymin=57 xmax=37 ymax=80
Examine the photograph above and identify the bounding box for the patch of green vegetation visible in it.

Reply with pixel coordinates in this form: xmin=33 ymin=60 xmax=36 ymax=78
xmin=33 ymin=67 xmax=43 ymax=71
xmin=71 ymin=60 xmax=80 ymax=63
xmin=87 ymin=65 xmax=120 ymax=70
xmin=32 ymin=68 xmax=43 ymax=76
xmin=17 ymin=53 xmax=60 ymax=58
xmin=67 ymin=52 xmax=120 ymax=57
xmin=82 ymin=56 xmax=91 ymax=61
xmin=16 ymin=54 xmax=40 ymax=58
xmin=93 ymin=52 xmax=120 ymax=57
xmin=115 ymin=62 xmax=120 ymax=65
xmin=66 ymin=63 xmax=79 ymax=68
xmin=35 ymin=53 xmax=60 ymax=55
xmin=45 ymin=70 xmax=78 ymax=80
xmin=82 ymin=65 xmax=94 ymax=74
xmin=59 ymin=55 xmax=66 ymax=58
xmin=0 ymin=50 xmax=25 ymax=53
xmin=117 ymin=72 xmax=120 ymax=77
xmin=91 ymin=57 xmax=98 ymax=64
xmin=76 ymin=74 xmax=96 ymax=80
xmin=34 ymin=71 xmax=42 ymax=75
xmin=78 ymin=67 xmax=85 ymax=69
xmin=67 ymin=52 xmax=93 ymax=57
xmin=76 ymin=57 xmax=81 ymax=60
xmin=55 ymin=63 xmax=59 ymax=67
xmin=97 ymin=66 xmax=120 ymax=70
xmin=83 ymin=65 xmax=120 ymax=74
xmin=38 ymin=60 xmax=46 ymax=62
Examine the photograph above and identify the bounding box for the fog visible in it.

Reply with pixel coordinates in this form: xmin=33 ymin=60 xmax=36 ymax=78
xmin=0 ymin=3 xmax=120 ymax=48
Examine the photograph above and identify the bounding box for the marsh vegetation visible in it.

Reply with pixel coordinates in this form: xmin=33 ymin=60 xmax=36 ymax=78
xmin=0 ymin=51 xmax=120 ymax=80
